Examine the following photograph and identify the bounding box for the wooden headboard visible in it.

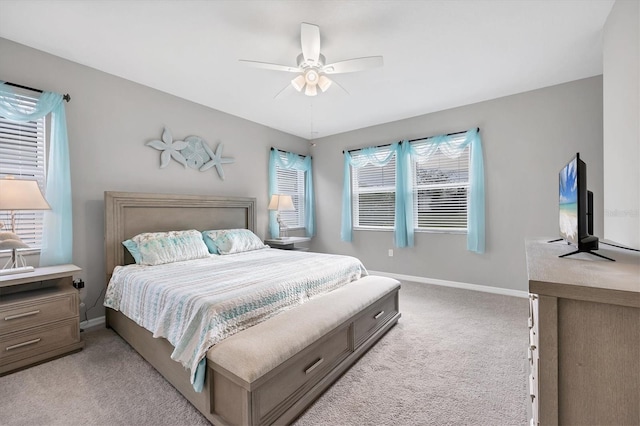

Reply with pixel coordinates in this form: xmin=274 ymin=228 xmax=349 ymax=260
xmin=104 ymin=191 xmax=257 ymax=283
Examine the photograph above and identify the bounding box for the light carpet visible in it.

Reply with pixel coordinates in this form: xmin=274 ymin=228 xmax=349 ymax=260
xmin=0 ymin=281 xmax=529 ymax=425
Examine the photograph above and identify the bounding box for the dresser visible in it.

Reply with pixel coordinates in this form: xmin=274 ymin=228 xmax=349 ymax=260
xmin=0 ymin=264 xmax=84 ymax=375
xmin=525 ymin=240 xmax=640 ymax=425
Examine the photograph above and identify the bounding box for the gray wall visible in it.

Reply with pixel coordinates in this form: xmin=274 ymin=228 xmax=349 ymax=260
xmin=603 ymin=0 xmax=640 ymax=249
xmin=310 ymin=76 xmax=604 ymax=292
xmin=0 ymin=38 xmax=309 ymax=320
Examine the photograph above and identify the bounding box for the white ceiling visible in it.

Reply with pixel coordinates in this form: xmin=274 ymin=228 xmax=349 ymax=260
xmin=0 ymin=0 xmax=614 ymax=139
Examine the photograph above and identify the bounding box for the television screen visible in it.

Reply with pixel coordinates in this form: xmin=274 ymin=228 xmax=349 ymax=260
xmin=559 ymin=156 xmax=578 ymax=245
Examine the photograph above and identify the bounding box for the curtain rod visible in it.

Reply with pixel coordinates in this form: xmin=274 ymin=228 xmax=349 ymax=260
xmin=4 ymin=81 xmax=71 ymax=102
xmin=271 ymin=147 xmax=312 ymax=160
xmin=343 ymin=127 xmax=480 ymax=154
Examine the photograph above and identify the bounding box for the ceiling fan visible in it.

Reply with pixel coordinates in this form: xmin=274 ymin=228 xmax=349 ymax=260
xmin=239 ymin=22 xmax=383 ymax=97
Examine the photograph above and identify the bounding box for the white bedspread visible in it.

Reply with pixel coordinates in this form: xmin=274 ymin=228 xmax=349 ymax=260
xmin=104 ymin=248 xmax=367 ymax=384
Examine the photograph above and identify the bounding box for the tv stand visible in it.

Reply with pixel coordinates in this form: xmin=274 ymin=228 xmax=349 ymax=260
xmin=547 ymin=238 xmax=567 ymax=244
xmin=559 ymin=249 xmax=615 ymax=261
xmin=550 ymin=235 xmax=615 ymax=261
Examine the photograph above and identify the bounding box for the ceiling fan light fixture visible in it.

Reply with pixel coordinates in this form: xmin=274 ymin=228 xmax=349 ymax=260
xmin=318 ymin=75 xmax=332 ymax=92
xmin=305 ymin=84 xmax=318 ymax=97
xmin=291 ymin=75 xmax=306 ymax=92
xmin=304 ymin=69 xmax=319 ymax=85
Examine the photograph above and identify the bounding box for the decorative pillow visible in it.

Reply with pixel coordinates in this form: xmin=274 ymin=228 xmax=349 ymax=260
xmin=201 ymin=232 xmax=220 ymax=255
xmin=124 ymin=229 xmax=210 ymax=266
xmin=201 ymin=229 xmax=267 ymax=255
xmin=122 ymin=239 xmax=142 ymax=264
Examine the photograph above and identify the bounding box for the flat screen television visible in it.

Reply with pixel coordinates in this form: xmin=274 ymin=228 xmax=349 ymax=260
xmin=555 ymin=153 xmax=613 ymax=261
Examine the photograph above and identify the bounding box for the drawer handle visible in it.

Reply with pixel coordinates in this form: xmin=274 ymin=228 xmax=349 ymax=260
xmin=530 ymin=345 xmax=537 ymax=351
xmin=304 ymin=358 xmax=324 ymax=375
xmin=6 ymin=338 xmax=41 ymax=351
xmin=5 ymin=310 xmax=41 ymax=321
xmin=374 ymin=310 xmax=385 ymax=320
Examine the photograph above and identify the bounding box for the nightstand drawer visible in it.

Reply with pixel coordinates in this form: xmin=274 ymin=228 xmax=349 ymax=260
xmin=0 ymin=318 xmax=81 ymax=368
xmin=1 ymin=288 xmax=78 ymax=335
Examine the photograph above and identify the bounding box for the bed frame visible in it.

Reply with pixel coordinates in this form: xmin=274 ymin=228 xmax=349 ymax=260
xmin=104 ymin=191 xmax=400 ymax=425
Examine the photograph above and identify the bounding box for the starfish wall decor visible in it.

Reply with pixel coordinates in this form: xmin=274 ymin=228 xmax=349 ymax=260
xmin=146 ymin=127 xmax=235 ymax=180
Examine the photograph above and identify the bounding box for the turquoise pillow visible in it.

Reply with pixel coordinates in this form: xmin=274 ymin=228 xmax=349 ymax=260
xmin=122 ymin=239 xmax=142 ymax=264
xmin=202 ymin=232 xmax=220 ymax=254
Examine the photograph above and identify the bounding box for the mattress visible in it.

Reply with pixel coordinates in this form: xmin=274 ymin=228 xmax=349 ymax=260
xmin=104 ymin=248 xmax=367 ymax=386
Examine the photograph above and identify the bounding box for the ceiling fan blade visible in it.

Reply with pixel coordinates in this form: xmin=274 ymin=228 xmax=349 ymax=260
xmin=322 ymin=56 xmax=384 ymax=74
xmin=238 ymin=60 xmax=300 ymax=73
xmin=301 ymin=22 xmax=321 ymax=65
xmin=329 ymin=78 xmax=350 ymax=95
xmin=274 ymin=83 xmax=295 ymax=100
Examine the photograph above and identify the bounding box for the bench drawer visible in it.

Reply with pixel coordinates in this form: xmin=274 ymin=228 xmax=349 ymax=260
xmin=353 ymin=290 xmax=398 ymax=347
xmin=257 ymin=324 xmax=351 ymax=423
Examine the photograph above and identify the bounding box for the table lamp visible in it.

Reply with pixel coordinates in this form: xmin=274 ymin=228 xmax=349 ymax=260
xmin=0 ymin=176 xmax=51 ymax=276
xmin=268 ymin=194 xmax=295 ymax=239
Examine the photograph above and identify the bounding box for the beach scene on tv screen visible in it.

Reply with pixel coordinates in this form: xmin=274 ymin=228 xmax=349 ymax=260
xmin=559 ymin=158 xmax=578 ymax=243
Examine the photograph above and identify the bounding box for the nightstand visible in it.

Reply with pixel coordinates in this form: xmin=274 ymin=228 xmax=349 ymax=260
xmin=0 ymin=264 xmax=84 ymax=375
xmin=265 ymin=237 xmax=311 ymax=251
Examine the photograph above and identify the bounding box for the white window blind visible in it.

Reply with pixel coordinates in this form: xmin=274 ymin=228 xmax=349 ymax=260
xmin=0 ymin=90 xmax=47 ymax=248
xmin=352 ymin=149 xmax=396 ymax=229
xmin=275 ymin=156 xmax=305 ymax=229
xmin=413 ymin=137 xmax=469 ymax=231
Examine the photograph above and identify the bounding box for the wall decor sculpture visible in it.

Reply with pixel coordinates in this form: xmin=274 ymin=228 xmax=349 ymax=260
xmin=146 ymin=127 xmax=234 ymax=180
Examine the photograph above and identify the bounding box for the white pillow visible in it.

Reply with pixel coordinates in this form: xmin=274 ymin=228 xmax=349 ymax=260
xmin=128 ymin=229 xmax=210 ymax=266
xmin=201 ymin=229 xmax=267 ymax=255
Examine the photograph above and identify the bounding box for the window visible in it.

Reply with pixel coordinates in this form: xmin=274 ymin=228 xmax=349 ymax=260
xmin=413 ymin=137 xmax=470 ymax=231
xmin=275 ymin=159 xmax=306 ymax=229
xmin=0 ymin=90 xmax=47 ymax=248
xmin=352 ymin=149 xmax=396 ymax=229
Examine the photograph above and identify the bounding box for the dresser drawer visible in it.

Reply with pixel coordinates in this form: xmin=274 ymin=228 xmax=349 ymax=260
xmin=353 ymin=290 xmax=398 ymax=347
xmin=256 ymin=324 xmax=351 ymax=423
xmin=1 ymin=288 xmax=78 ymax=335
xmin=0 ymin=318 xmax=81 ymax=368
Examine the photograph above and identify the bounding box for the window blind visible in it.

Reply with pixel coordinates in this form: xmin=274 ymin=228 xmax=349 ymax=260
xmin=276 ymin=157 xmax=306 ymax=228
xmin=413 ymin=137 xmax=469 ymax=231
xmin=0 ymin=91 xmax=47 ymax=248
xmin=352 ymin=151 xmax=396 ymax=228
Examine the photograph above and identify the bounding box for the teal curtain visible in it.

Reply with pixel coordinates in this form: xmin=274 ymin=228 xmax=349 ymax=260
xmin=341 ymin=142 xmax=411 ymax=247
xmin=405 ymin=128 xmax=485 ymax=253
xmin=268 ymin=149 xmax=315 ymax=239
xmin=0 ymin=82 xmax=73 ymax=265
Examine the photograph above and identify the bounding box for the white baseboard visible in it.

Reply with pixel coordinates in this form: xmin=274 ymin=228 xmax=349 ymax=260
xmin=80 ymin=315 xmax=106 ymax=330
xmin=368 ymin=270 xmax=529 ymax=298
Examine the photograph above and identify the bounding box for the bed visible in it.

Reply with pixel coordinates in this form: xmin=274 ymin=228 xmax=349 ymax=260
xmin=104 ymin=191 xmax=401 ymax=425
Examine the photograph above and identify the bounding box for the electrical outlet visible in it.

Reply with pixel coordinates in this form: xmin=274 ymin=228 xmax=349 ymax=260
xmin=388 ymin=249 xmax=393 ymax=257
xmin=73 ymin=279 xmax=85 ymax=289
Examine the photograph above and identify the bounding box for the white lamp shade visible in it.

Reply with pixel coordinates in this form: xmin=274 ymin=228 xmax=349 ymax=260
xmin=318 ymin=75 xmax=332 ymax=92
xmin=304 ymin=84 xmax=318 ymax=97
xmin=268 ymin=194 xmax=295 ymax=211
xmin=0 ymin=178 xmax=51 ymax=210
xmin=291 ymin=75 xmax=306 ymax=92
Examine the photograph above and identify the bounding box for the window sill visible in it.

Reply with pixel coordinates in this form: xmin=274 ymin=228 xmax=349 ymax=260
xmin=353 ymin=227 xmax=467 ymax=235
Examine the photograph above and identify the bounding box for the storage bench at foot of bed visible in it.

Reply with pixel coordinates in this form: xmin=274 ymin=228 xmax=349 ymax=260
xmin=207 ymin=275 xmax=401 ymax=426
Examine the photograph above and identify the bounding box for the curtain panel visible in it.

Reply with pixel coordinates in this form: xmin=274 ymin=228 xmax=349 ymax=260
xmin=0 ymin=82 xmax=73 ymax=265
xmin=404 ymin=128 xmax=485 ymax=253
xmin=341 ymin=142 xmax=411 ymax=247
xmin=268 ymin=149 xmax=315 ymax=239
